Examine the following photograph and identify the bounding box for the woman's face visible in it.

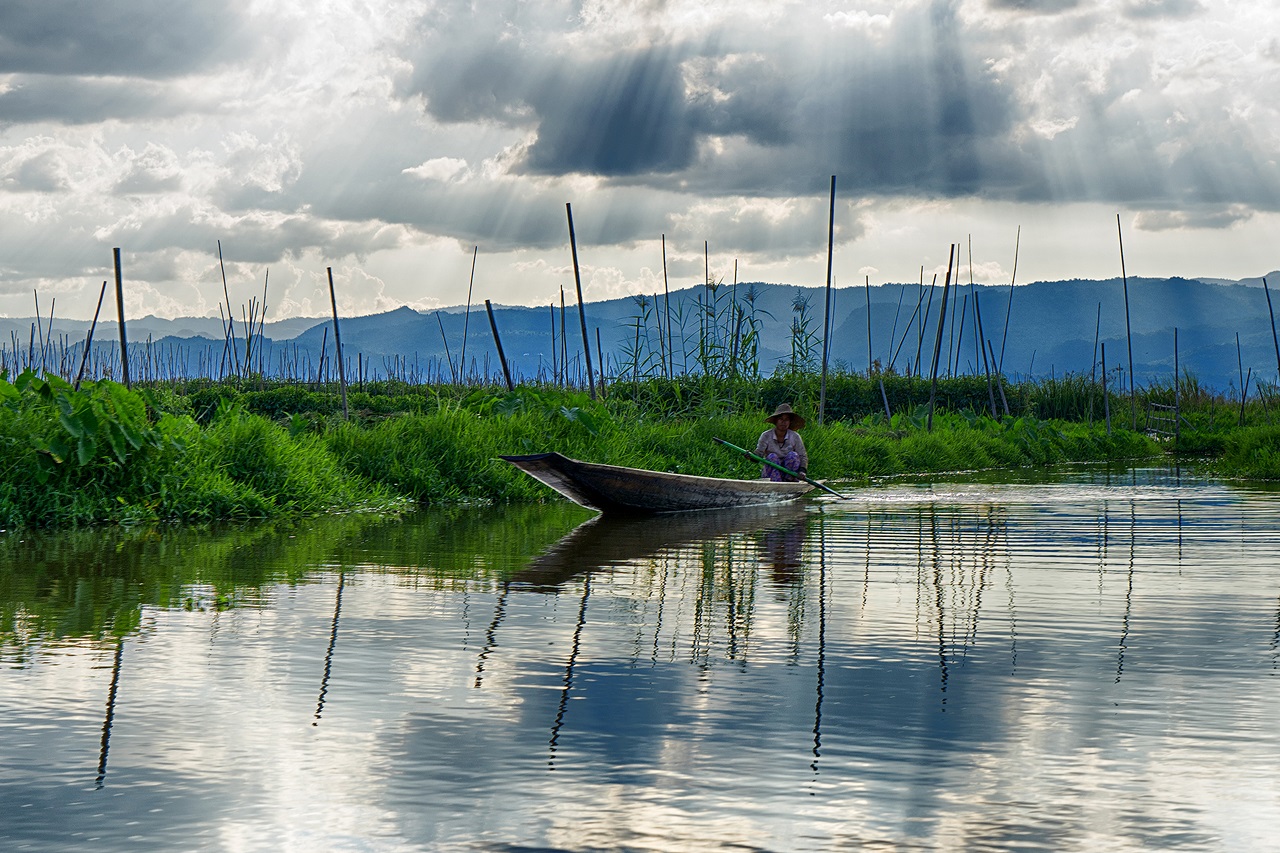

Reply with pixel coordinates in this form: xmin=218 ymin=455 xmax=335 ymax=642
xmin=774 ymin=414 xmax=791 ymax=431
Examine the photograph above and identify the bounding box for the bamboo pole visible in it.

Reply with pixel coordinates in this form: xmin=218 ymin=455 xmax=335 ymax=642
xmin=460 ymin=245 xmax=477 ymax=375
xmin=886 ymin=283 xmax=905 ymax=369
xmin=998 ymin=225 xmax=1019 ymax=373
xmin=1174 ymin=327 xmax=1180 ymax=447
xmin=1116 ymin=214 xmax=1136 ymax=429
xmin=662 ymin=235 xmax=672 ymax=379
xmin=74 ymin=281 xmax=108 ymax=390
xmin=217 ymin=240 xmax=241 ymax=377
xmin=436 ymin=311 xmax=458 ymax=384
xmin=1264 ymin=277 xmax=1279 ymax=381
xmin=926 ymin=244 xmax=955 ymax=431
xmin=1102 ymin=341 xmax=1111 ymax=435
xmin=484 ymin=299 xmax=514 ymax=391
xmin=326 ymin=267 xmax=349 ymax=420
xmin=915 ymin=273 xmax=937 ymax=376
xmin=819 ymin=175 xmax=836 ymax=426
xmin=595 ymin=326 xmax=606 ymax=397
xmin=113 ymin=248 xmax=130 ymax=388
xmin=1237 ymin=332 xmax=1250 ymax=426
xmin=865 ymin=274 xmax=872 ymax=373
xmin=565 ymin=203 xmax=596 ymax=399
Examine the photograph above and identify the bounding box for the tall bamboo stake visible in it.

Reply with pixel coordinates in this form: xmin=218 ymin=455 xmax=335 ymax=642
xmin=886 ymin=282 xmax=906 ymax=368
xmin=460 ymin=245 xmax=478 ymax=374
xmin=113 ymin=248 xmax=130 ymax=388
xmin=74 ymin=281 xmax=108 ymax=390
xmin=565 ymin=203 xmax=596 ymax=399
xmin=436 ymin=311 xmax=458 ymax=384
xmin=819 ymin=175 xmax=836 ymax=426
xmin=865 ymin=275 xmax=873 ymax=372
xmin=548 ymin=302 xmax=556 ymax=384
xmin=217 ymin=240 xmax=241 ymax=376
xmin=1174 ymin=327 xmax=1181 ymax=446
xmin=326 ymin=267 xmax=349 ymax=420
xmin=926 ymin=244 xmax=955 ymax=431
xmin=662 ymin=235 xmax=672 ymax=379
xmin=998 ymin=225 xmax=1019 ymax=373
xmin=485 ymin=299 xmax=514 ymax=391
xmin=1263 ymin=277 xmax=1279 ymax=381
xmin=1116 ymin=214 xmax=1136 ymax=429
xmin=1102 ymin=341 xmax=1111 ymax=435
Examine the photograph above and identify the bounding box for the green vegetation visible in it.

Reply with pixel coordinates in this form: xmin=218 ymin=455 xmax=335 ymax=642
xmin=3 ymin=363 xmax=1277 ymax=530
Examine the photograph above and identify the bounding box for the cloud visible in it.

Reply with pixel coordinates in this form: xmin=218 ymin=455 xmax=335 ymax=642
xmin=0 ymin=0 xmax=252 ymax=78
xmin=0 ymin=75 xmax=187 ymax=126
xmin=1123 ymin=0 xmax=1206 ymax=20
xmin=404 ymin=157 xmax=471 ymax=183
xmin=988 ymin=0 xmax=1082 ymax=13
xmin=1133 ymin=204 xmax=1254 ymax=231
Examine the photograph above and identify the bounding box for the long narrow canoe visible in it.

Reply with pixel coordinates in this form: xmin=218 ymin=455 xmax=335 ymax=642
xmin=500 ymin=452 xmax=813 ymax=514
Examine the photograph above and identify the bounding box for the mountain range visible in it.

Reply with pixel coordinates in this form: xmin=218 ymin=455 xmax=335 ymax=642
xmin=4 ymin=273 xmax=1280 ymax=393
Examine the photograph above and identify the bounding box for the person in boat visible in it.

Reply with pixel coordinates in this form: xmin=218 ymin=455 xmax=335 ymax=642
xmin=755 ymin=403 xmax=808 ymax=482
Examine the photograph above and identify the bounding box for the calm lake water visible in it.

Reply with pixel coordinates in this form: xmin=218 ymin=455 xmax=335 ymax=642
xmin=2 ymin=467 xmax=1279 ymax=852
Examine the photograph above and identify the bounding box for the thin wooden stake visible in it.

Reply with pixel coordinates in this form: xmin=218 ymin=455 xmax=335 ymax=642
xmin=662 ymin=235 xmax=672 ymax=379
xmin=113 ymin=248 xmax=130 ymax=388
xmin=865 ymin=275 xmax=872 ymax=373
xmin=326 ymin=267 xmax=349 ymax=420
xmin=1102 ymin=341 xmax=1111 ymax=435
xmin=565 ymin=204 xmax=596 ymax=399
xmin=1263 ymin=277 xmax=1279 ymax=381
xmin=484 ymin=299 xmax=514 ymax=391
xmin=460 ymin=245 xmax=478 ymax=375
xmin=74 ymin=281 xmax=108 ymax=390
xmin=926 ymin=244 xmax=955 ymax=431
xmin=819 ymin=174 xmax=836 ymax=426
xmin=1117 ymin=214 xmax=1136 ymax=429
xmin=436 ymin=311 xmax=458 ymax=384
xmin=998 ymin=225 xmax=1019 ymax=373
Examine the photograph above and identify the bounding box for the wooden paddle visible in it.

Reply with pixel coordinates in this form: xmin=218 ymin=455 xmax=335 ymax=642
xmin=713 ymin=437 xmax=849 ymax=500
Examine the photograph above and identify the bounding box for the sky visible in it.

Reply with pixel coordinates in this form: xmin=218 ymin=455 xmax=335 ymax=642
xmin=1 ymin=0 xmax=1278 ymax=321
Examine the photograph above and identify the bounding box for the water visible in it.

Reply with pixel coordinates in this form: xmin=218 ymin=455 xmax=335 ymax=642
xmin=2 ymin=468 xmax=1279 ymax=852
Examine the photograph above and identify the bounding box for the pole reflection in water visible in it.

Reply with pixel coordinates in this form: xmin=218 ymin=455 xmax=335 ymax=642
xmin=313 ymin=570 xmax=345 ymax=724
xmin=549 ymin=576 xmax=590 ymax=769
xmin=811 ymin=515 xmax=826 ymax=779
xmin=95 ymin=639 xmax=125 ymax=788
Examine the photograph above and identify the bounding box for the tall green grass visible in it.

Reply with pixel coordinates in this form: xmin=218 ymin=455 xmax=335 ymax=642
xmin=4 ymin=365 xmax=1271 ymax=530
xmin=0 ymin=371 xmax=401 ymax=528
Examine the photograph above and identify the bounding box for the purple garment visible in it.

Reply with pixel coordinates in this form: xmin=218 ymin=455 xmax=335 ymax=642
xmin=764 ymin=450 xmax=803 ymax=482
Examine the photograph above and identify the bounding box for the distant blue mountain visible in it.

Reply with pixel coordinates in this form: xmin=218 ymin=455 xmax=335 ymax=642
xmin=5 ymin=275 xmax=1280 ymax=392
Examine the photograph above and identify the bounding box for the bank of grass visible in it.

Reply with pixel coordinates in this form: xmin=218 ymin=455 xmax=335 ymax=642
xmin=0 ymin=372 xmax=403 ymax=528
xmin=324 ymin=396 xmax=1161 ymax=504
xmin=0 ymin=368 xmax=1247 ymax=529
xmin=1203 ymin=424 xmax=1280 ymax=479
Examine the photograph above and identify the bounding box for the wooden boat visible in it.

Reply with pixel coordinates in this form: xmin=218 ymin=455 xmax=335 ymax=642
xmin=500 ymin=452 xmax=813 ymax=514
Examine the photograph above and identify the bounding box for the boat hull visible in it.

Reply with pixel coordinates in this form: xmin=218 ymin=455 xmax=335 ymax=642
xmin=500 ymin=452 xmax=813 ymax=514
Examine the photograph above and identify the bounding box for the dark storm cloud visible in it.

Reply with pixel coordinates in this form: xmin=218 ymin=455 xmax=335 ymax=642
xmin=522 ymin=48 xmax=698 ymax=176
xmin=0 ymin=75 xmax=184 ymax=126
xmin=0 ymin=0 xmax=251 ymax=78
xmin=403 ymin=1 xmax=1026 ymax=197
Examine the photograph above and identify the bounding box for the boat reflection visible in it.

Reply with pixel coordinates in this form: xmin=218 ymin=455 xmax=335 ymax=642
xmin=510 ymin=501 xmax=813 ymax=590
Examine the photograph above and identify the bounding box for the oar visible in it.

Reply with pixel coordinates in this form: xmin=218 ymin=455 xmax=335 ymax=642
xmin=713 ymin=437 xmax=849 ymax=500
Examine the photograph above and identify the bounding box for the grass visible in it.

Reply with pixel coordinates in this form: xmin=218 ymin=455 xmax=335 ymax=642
xmin=0 ymin=366 xmax=1273 ymax=529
